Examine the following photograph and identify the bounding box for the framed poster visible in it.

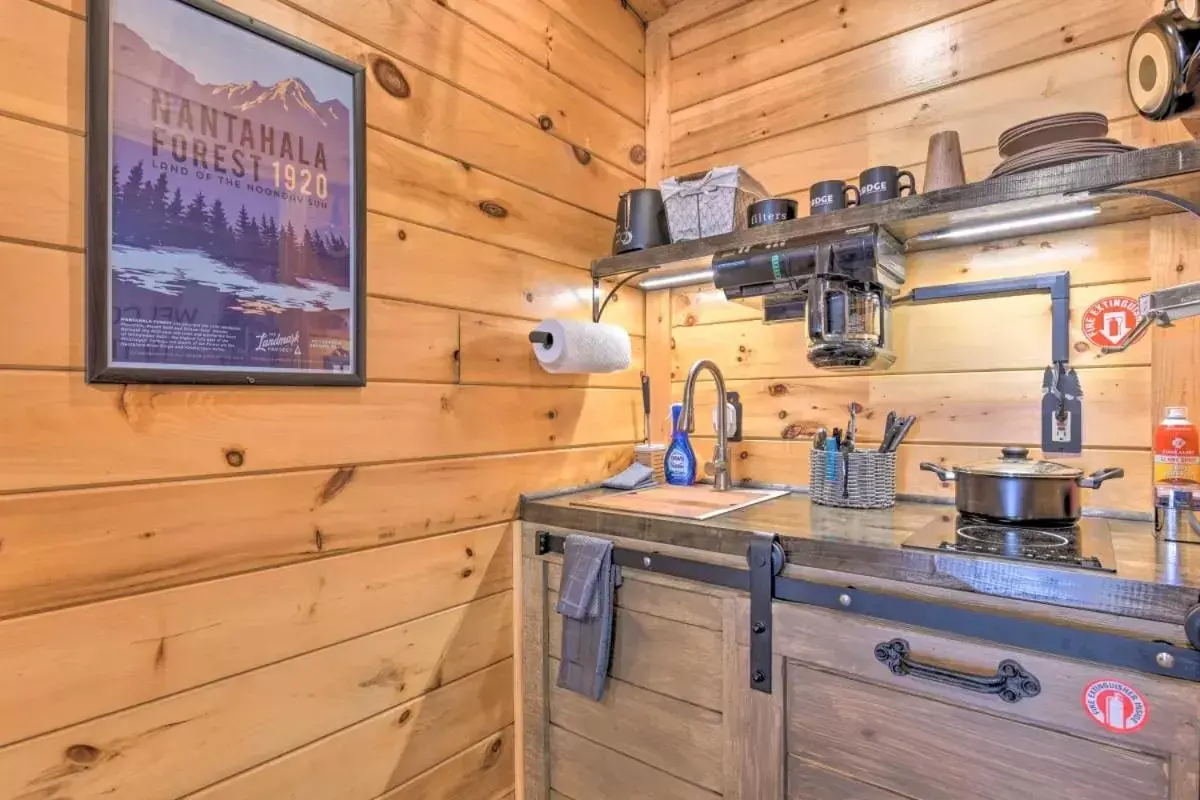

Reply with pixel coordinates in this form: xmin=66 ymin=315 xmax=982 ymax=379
xmin=86 ymin=0 xmax=367 ymax=385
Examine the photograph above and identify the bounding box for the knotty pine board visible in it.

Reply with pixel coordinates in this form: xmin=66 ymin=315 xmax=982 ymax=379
xmin=681 ymin=369 xmax=1150 ymax=449
xmin=668 ymin=0 xmax=808 ymax=54
xmin=269 ymin=0 xmax=645 ymax=174
xmin=0 ymin=373 xmax=642 ymax=492
xmin=373 ymin=726 xmax=515 ymax=800
xmin=0 ymin=527 xmax=510 ymax=747
xmin=540 ymin=0 xmax=646 ymax=73
xmin=367 ymin=299 xmax=461 ymax=382
xmin=719 ymin=439 xmax=1151 ymax=513
xmin=675 ymin=40 xmax=1138 ymax=187
xmin=367 ymin=131 xmax=611 ymax=270
xmin=1150 ymin=215 xmax=1200 ymax=414
xmin=0 ymin=633 xmax=513 ymax=800
xmin=671 ymin=0 xmax=985 ymax=111
xmin=188 ymin=673 xmax=515 ymax=800
xmin=0 ymin=0 xmax=84 ymax=131
xmin=0 ymin=445 xmax=629 ymax=620
xmin=0 ymin=114 xmax=83 ymax=249
xmin=365 ymin=217 xmax=645 ymax=334
xmin=646 ymin=24 xmax=673 ymax=186
xmin=669 ymin=0 xmax=1145 ymax=164
xmin=440 ymin=0 xmax=645 ymax=122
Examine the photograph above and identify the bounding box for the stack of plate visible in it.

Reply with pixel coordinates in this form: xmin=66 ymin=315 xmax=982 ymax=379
xmin=991 ymin=113 xmax=1136 ymax=177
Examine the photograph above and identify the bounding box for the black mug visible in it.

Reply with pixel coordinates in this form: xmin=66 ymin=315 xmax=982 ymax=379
xmin=809 ymin=180 xmax=859 ymax=215
xmin=748 ymin=198 xmax=799 ymax=228
xmin=858 ymin=166 xmax=916 ymax=204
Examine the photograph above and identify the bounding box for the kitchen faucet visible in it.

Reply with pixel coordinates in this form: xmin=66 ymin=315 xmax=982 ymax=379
xmin=677 ymin=359 xmax=732 ymax=492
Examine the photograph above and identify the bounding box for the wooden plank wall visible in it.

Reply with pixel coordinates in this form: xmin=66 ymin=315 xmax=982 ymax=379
xmin=642 ymin=0 xmax=1200 ymax=512
xmin=0 ymin=0 xmax=644 ymax=798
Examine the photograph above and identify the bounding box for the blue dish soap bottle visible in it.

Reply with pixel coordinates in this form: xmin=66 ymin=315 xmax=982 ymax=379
xmin=664 ymin=402 xmax=698 ymax=486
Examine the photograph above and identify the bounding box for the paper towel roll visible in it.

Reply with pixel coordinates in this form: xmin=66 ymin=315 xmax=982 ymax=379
xmin=531 ymin=319 xmax=631 ymax=374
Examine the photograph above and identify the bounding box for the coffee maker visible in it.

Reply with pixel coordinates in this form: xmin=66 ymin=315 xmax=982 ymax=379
xmin=712 ymin=225 xmax=906 ymax=369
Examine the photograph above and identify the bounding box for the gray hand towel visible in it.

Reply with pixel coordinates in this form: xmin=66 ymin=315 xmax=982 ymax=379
xmin=601 ymin=462 xmax=656 ymax=491
xmin=556 ymin=534 xmax=619 ymax=701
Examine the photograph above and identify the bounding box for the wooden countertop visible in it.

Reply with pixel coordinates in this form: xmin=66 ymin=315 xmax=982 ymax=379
xmin=521 ymin=488 xmax=1200 ymax=625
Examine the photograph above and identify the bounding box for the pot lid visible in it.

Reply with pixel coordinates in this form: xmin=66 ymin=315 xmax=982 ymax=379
xmin=957 ymin=447 xmax=1084 ymax=479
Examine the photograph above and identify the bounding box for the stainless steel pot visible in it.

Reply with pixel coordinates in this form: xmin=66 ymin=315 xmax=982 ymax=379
xmin=919 ymin=447 xmax=1124 ymax=524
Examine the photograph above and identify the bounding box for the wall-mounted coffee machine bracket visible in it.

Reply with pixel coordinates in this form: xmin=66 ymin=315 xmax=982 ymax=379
xmin=710 ymin=226 xmax=1081 ymax=453
xmin=893 ymin=272 xmax=1081 ymax=455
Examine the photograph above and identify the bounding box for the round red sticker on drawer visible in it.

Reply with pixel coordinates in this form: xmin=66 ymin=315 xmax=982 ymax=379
xmin=1083 ymin=679 xmax=1148 ymax=734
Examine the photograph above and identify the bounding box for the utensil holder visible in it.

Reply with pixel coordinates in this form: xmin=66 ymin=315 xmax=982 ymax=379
xmin=809 ymin=449 xmax=897 ymax=509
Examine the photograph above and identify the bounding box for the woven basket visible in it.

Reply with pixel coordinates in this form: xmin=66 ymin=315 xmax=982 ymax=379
xmin=809 ymin=449 xmax=897 ymax=509
xmin=659 ymin=166 xmax=768 ymax=242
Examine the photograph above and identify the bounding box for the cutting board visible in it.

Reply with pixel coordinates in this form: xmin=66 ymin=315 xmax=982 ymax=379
xmin=570 ymin=485 xmax=788 ymax=521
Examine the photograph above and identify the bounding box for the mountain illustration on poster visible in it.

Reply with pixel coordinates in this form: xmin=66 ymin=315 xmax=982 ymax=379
xmin=93 ymin=0 xmax=363 ymax=383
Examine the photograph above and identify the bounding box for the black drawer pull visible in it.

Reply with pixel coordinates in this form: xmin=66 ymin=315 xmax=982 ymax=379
xmin=873 ymin=639 xmax=1041 ymax=703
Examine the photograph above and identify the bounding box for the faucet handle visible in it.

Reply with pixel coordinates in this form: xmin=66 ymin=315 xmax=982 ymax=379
xmin=704 ymin=461 xmax=716 ymax=477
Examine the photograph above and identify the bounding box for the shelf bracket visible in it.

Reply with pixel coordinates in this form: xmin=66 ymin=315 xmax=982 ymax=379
xmin=592 ymin=271 xmax=648 ymax=323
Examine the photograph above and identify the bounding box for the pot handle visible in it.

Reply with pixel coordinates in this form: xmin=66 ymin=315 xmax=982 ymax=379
xmin=920 ymin=462 xmax=956 ymax=482
xmin=1078 ymin=467 xmax=1125 ymax=489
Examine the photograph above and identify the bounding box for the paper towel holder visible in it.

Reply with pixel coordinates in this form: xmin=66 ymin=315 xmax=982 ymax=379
xmin=529 ymin=330 xmax=554 ymax=349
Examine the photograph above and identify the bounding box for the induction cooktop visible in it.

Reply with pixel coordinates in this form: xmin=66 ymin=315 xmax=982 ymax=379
xmin=902 ymin=514 xmax=1117 ymax=572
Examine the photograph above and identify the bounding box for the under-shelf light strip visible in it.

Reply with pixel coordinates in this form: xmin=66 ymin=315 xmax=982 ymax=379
xmin=639 ymin=268 xmax=716 ymax=290
xmin=636 ymin=206 xmax=1101 ymax=290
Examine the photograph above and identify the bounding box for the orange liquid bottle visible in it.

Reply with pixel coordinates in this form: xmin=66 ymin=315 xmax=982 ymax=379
xmin=1154 ymin=406 xmax=1200 ymax=508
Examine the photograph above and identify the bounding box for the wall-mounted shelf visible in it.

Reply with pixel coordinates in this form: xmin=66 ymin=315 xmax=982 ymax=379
xmin=592 ymin=142 xmax=1200 ymax=287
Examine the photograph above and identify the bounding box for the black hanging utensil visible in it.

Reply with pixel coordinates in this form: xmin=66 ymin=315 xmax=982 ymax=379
xmin=641 ymin=373 xmax=651 ymax=445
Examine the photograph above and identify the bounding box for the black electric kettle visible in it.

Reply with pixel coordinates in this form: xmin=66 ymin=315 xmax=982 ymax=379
xmin=613 ymin=189 xmax=669 ymax=255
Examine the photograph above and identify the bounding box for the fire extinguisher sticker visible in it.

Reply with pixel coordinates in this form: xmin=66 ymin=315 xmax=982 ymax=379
xmin=1081 ymin=296 xmax=1139 ymax=349
xmin=1082 ymin=679 xmax=1148 ymax=734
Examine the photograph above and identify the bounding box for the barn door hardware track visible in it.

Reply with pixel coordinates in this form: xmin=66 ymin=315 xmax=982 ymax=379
xmin=533 ymin=530 xmax=1200 ymax=691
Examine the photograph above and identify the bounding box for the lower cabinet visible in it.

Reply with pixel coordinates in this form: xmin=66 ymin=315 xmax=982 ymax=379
xmin=770 ymin=601 xmax=1200 ymax=800
xmin=521 ymin=524 xmax=1200 ymax=800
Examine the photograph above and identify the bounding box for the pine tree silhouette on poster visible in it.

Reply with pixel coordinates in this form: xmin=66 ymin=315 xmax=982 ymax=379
xmin=110 ymin=160 xmax=350 ymax=288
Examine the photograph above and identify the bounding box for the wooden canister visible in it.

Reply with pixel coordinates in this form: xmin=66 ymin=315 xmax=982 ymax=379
xmin=923 ymin=131 xmax=967 ymax=192
xmin=635 ymin=444 xmax=667 ymax=484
